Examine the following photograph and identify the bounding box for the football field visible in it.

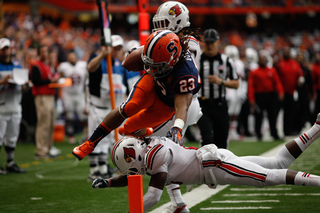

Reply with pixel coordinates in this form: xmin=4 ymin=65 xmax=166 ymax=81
xmin=1 ymin=137 xmax=320 ymax=213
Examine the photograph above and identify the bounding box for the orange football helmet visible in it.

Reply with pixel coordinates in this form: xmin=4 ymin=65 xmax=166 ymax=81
xmin=141 ymin=30 xmax=181 ymax=79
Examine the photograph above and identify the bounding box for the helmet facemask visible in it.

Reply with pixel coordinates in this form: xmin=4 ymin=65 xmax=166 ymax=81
xmin=142 ymin=51 xmax=177 ymax=79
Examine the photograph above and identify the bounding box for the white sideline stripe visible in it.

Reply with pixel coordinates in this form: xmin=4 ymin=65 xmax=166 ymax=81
xmin=230 ymin=187 xmax=291 ymax=191
xmin=149 ymin=142 xmax=286 ymax=213
xmin=211 ymin=200 xmax=279 ymax=203
xmin=200 ymin=207 xmax=272 ymax=210
xmin=224 ymin=193 xmax=320 ymax=197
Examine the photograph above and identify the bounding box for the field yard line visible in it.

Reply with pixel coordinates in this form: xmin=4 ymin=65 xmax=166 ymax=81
xmin=35 ymin=158 xmax=79 ymax=179
xmin=149 ymin=142 xmax=286 ymax=213
xmin=211 ymin=200 xmax=279 ymax=203
xmin=200 ymin=206 xmax=272 ymax=210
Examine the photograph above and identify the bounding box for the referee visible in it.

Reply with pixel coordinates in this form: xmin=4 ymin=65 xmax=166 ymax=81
xmin=197 ymin=29 xmax=239 ymax=148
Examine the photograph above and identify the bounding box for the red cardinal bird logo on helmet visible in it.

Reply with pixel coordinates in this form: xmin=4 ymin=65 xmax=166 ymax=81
xmin=169 ymin=4 xmax=182 ymax=17
xmin=124 ymin=147 xmax=136 ymax=163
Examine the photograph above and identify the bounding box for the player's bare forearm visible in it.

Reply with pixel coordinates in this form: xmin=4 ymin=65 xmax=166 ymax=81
xmin=149 ymin=172 xmax=167 ymax=190
xmin=174 ymin=93 xmax=193 ymax=123
xmin=102 ymin=107 xmax=126 ymax=130
xmin=109 ymin=174 xmax=128 ymax=187
xmin=226 ymin=79 xmax=239 ymax=89
xmin=87 ymin=54 xmax=104 ymax=73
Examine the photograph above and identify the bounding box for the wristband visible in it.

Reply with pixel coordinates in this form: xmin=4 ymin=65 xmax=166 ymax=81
xmin=221 ymin=79 xmax=225 ymax=86
xmin=173 ymin=118 xmax=185 ymax=130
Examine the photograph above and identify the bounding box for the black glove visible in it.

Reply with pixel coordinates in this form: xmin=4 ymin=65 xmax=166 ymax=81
xmin=92 ymin=178 xmax=110 ymax=189
xmin=166 ymin=127 xmax=184 ymax=146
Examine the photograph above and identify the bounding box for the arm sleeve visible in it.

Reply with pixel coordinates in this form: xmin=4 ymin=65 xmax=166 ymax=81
xmin=143 ymin=186 xmax=163 ymax=212
xmin=227 ymin=57 xmax=239 ymax=80
xmin=31 ymin=66 xmax=51 ymax=86
xmin=145 ymin=144 xmax=170 ymax=175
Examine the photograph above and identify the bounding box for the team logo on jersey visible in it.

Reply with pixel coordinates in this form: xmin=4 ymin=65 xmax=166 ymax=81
xmin=124 ymin=147 xmax=136 ymax=163
xmin=169 ymin=4 xmax=182 ymax=17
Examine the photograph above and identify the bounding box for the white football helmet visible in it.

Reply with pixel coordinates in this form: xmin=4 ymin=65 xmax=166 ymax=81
xmin=152 ymin=1 xmax=190 ymax=33
xmin=245 ymin=47 xmax=258 ymax=64
xmin=224 ymin=45 xmax=239 ymax=60
xmin=111 ymin=137 xmax=147 ymax=176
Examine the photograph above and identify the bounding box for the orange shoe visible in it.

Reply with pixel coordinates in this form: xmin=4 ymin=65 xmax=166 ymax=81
xmin=142 ymin=127 xmax=153 ymax=137
xmin=118 ymin=127 xmax=153 ymax=137
xmin=118 ymin=126 xmax=130 ymax=136
xmin=72 ymin=141 xmax=95 ymax=161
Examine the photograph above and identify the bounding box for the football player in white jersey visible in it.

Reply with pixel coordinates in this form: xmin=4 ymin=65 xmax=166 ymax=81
xmin=0 ymin=38 xmax=29 ymax=174
xmin=150 ymin=2 xmax=202 ymax=212
xmin=93 ymin=113 xmax=320 ymax=212
xmin=224 ymin=45 xmax=246 ymax=140
xmin=57 ymin=51 xmax=87 ymax=144
xmin=237 ymin=48 xmax=259 ymax=137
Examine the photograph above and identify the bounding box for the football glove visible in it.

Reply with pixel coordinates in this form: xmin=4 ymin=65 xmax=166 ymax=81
xmin=166 ymin=127 xmax=184 ymax=146
xmin=92 ymin=178 xmax=110 ymax=189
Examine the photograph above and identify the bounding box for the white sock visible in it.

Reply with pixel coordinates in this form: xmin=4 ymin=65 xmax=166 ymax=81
xmin=166 ymin=184 xmax=185 ymax=207
xmin=274 ymin=146 xmax=296 ymax=169
xmin=294 ymin=171 xmax=320 ymax=187
xmin=294 ymin=123 xmax=320 ymax=151
xmin=90 ymin=166 xmax=99 ymax=174
xmin=99 ymin=164 xmax=108 ymax=175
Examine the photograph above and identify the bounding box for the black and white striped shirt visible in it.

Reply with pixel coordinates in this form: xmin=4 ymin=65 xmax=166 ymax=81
xmin=199 ymin=52 xmax=238 ymax=100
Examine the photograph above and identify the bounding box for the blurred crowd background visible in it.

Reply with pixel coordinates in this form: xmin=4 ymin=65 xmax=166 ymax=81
xmin=1 ymin=0 xmax=320 ymax=142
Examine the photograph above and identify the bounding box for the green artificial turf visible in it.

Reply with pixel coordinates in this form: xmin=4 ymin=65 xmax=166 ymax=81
xmin=0 ymin=137 xmax=319 ymax=212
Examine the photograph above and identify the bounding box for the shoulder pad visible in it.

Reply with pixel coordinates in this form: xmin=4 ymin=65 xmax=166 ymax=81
xmin=145 ymin=144 xmax=168 ymax=172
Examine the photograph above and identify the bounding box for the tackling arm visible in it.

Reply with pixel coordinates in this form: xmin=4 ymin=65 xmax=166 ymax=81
xmin=92 ymin=174 xmax=128 ymax=188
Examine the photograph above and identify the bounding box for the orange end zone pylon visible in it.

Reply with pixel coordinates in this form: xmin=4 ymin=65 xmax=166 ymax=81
xmin=128 ymin=175 xmax=144 ymax=213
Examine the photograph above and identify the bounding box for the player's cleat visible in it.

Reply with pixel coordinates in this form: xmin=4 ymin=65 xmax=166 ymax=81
xmin=50 ymin=145 xmax=62 ymax=156
xmin=72 ymin=141 xmax=95 ymax=160
xmin=6 ymin=162 xmax=26 ymax=173
xmin=118 ymin=126 xmax=130 ymax=136
xmin=162 ymin=204 xmax=190 ymax=213
xmin=0 ymin=164 xmax=8 ymax=175
xmin=118 ymin=126 xmax=153 ymax=137
xmin=316 ymin=113 xmax=320 ymax=125
xmin=87 ymin=171 xmax=103 ymax=183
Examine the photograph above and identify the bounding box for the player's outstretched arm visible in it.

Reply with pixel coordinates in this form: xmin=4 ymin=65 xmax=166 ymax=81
xmin=92 ymin=174 xmax=128 ymax=188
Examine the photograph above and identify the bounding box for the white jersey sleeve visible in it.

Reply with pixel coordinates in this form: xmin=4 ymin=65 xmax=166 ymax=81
xmin=188 ymin=36 xmax=201 ymax=68
xmin=145 ymin=143 xmax=171 ymax=175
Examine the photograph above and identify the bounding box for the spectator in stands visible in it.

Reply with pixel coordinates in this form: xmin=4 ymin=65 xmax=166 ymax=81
xmin=57 ymin=51 xmax=88 ymax=144
xmin=31 ymin=45 xmax=60 ymax=159
xmin=312 ymin=52 xmax=320 ymax=119
xmin=0 ymin=38 xmax=28 ymax=174
xmin=197 ymin=29 xmax=239 ymax=149
xmin=275 ymin=47 xmax=304 ymax=136
xmin=248 ymin=53 xmax=284 ymax=140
